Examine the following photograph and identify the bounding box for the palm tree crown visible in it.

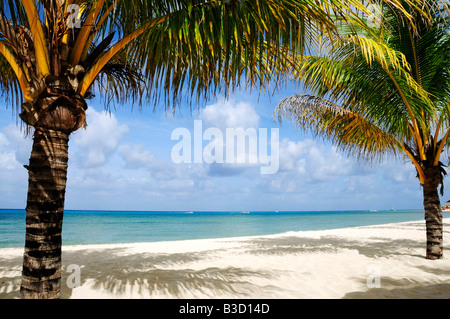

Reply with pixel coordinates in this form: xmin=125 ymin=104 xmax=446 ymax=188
xmin=276 ymin=0 xmax=450 ymax=259
xmin=0 ymin=0 xmax=369 ymax=115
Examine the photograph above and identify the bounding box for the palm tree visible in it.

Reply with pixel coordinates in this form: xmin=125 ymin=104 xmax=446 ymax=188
xmin=0 ymin=0 xmax=390 ymax=299
xmin=276 ymin=0 xmax=450 ymax=260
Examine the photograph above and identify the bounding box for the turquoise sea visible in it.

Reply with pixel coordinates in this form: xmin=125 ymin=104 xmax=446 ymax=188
xmin=0 ymin=209 xmax=427 ymax=248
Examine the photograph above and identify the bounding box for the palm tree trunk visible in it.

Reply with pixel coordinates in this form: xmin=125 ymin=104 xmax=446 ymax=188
xmin=423 ymin=167 xmax=444 ymax=260
xmin=20 ymin=128 xmax=69 ymax=299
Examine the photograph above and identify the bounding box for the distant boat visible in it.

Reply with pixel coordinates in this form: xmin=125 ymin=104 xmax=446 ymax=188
xmin=442 ymin=200 xmax=450 ymax=212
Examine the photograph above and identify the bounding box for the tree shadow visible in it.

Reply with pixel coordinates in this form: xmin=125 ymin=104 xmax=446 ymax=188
xmin=343 ymin=277 xmax=450 ymax=299
xmin=2 ymin=221 xmax=449 ymax=299
xmin=242 ymin=235 xmax=426 ymax=259
xmin=59 ymin=247 xmax=280 ymax=299
xmin=0 ymin=256 xmax=22 ymax=299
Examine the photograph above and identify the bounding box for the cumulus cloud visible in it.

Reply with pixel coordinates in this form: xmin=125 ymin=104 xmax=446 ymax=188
xmin=118 ymin=142 xmax=210 ymax=182
xmin=0 ymin=125 xmax=31 ymax=208
xmin=0 ymin=133 xmax=18 ymax=170
xmin=381 ymin=159 xmax=417 ymax=183
xmin=199 ymin=99 xmax=260 ymax=129
xmin=118 ymin=144 xmax=156 ymax=169
xmin=118 ymin=143 xmax=179 ymax=180
xmin=0 ymin=98 xmax=427 ymax=211
xmin=71 ymin=107 xmax=128 ymax=167
xmin=277 ymin=138 xmax=362 ymax=182
xmin=194 ymin=99 xmax=281 ymax=176
xmin=0 ymin=124 xmax=32 ymax=169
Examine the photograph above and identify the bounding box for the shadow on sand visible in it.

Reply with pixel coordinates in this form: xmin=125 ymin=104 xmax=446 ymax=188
xmin=1 ymin=222 xmax=449 ymax=299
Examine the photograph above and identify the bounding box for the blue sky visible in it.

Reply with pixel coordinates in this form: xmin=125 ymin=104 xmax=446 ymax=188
xmin=0 ymin=82 xmax=435 ymax=211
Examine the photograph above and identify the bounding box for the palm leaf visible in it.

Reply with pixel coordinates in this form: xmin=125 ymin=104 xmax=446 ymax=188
xmin=0 ymin=41 xmax=31 ymax=101
xmin=293 ymin=45 xmax=432 ymax=140
xmin=80 ymin=0 xmax=412 ymax=110
xmin=0 ymin=0 xmax=430 ymax=111
xmin=91 ymin=51 xmax=147 ymax=109
xmin=278 ymin=0 xmax=450 ymax=185
xmin=21 ymin=0 xmax=50 ymax=77
xmin=276 ymin=94 xmax=402 ymax=161
xmin=0 ymin=53 xmax=23 ymax=109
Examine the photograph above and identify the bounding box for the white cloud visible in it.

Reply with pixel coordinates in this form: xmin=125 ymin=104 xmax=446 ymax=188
xmin=0 ymin=97 xmax=429 ymax=211
xmin=381 ymin=159 xmax=417 ymax=183
xmin=199 ymin=99 xmax=260 ymax=129
xmin=196 ymin=99 xmax=280 ymax=176
xmin=278 ymin=138 xmax=315 ymax=172
xmin=0 ymin=125 xmax=31 ymax=208
xmin=71 ymin=107 xmax=128 ymax=167
xmin=118 ymin=144 xmax=157 ymax=169
xmin=277 ymin=138 xmax=361 ymax=182
xmin=118 ymin=143 xmax=200 ymax=181
xmin=0 ymin=148 xmax=17 ymax=170
xmin=118 ymin=142 xmax=211 ymax=186
xmin=0 ymin=124 xmax=32 ymax=169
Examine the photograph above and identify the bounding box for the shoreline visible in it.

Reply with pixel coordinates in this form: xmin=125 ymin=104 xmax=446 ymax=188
xmin=0 ymin=213 xmax=429 ymax=250
xmin=1 ymin=218 xmax=450 ymax=299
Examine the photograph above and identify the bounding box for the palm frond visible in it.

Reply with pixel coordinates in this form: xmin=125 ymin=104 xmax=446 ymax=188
xmin=79 ymin=0 xmax=315 ymax=108
xmin=293 ymin=43 xmax=432 ymax=140
xmin=0 ymin=0 xmax=435 ymax=113
xmin=21 ymin=0 xmax=50 ymax=77
xmin=276 ymin=94 xmax=402 ymax=162
xmin=0 ymin=53 xmax=23 ymax=110
xmin=0 ymin=41 xmax=32 ymax=101
xmin=91 ymin=50 xmax=147 ymax=110
xmin=85 ymin=0 xmax=398 ymax=110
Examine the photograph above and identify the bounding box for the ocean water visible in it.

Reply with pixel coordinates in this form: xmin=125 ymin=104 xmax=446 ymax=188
xmin=0 ymin=209 xmax=427 ymax=248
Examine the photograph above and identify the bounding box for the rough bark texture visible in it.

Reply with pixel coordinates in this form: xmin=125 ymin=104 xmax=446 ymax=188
xmin=423 ymin=167 xmax=444 ymax=260
xmin=20 ymin=129 xmax=69 ymax=299
xmin=18 ymin=74 xmax=87 ymax=299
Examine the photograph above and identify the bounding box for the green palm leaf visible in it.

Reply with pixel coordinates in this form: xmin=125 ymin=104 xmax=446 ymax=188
xmin=276 ymin=94 xmax=402 ymax=161
xmin=276 ymin=0 xmax=450 ymax=260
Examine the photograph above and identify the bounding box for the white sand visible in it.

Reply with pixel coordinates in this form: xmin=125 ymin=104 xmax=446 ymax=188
xmin=1 ymin=218 xmax=450 ymax=299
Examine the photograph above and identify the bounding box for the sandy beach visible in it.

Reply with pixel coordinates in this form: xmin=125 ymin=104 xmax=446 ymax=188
xmin=1 ymin=218 xmax=449 ymax=299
